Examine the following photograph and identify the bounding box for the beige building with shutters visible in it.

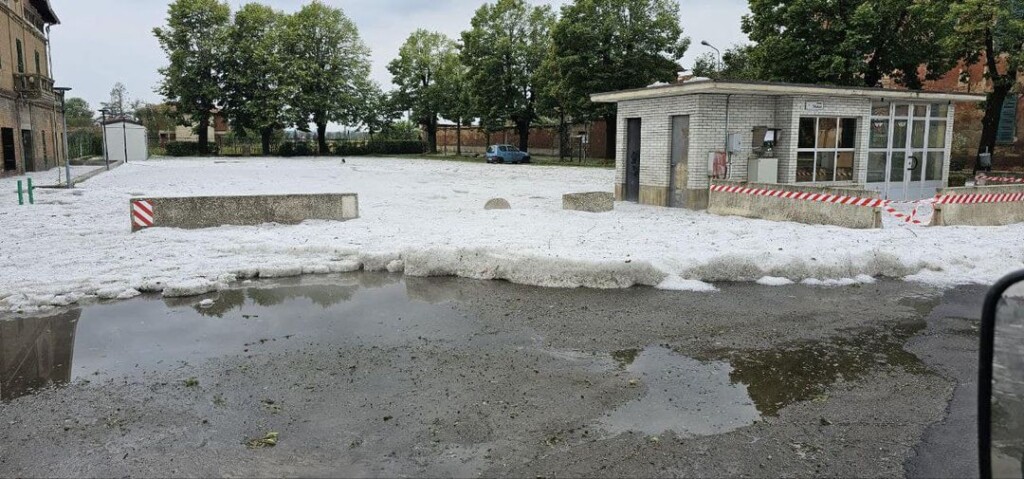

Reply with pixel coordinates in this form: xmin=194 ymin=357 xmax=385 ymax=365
xmin=0 ymin=0 xmax=64 ymax=177
xmin=592 ymin=80 xmax=986 ymax=209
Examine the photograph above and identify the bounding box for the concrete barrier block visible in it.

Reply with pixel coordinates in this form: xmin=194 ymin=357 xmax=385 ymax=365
xmin=708 ymin=180 xmax=881 ymax=229
xmin=131 ymin=194 xmax=359 ymax=232
xmin=563 ymin=191 xmax=614 ymax=213
xmin=931 ymin=184 xmax=1024 ymax=226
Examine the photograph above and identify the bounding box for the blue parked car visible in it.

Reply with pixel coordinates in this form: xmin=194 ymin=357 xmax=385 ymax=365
xmin=485 ymin=144 xmax=531 ymax=164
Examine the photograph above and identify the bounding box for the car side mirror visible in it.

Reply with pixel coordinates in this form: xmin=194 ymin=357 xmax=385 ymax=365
xmin=980 ymin=270 xmax=1024 ymax=479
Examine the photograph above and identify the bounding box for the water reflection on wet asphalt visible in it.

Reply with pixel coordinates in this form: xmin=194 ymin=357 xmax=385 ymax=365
xmin=0 ymin=273 xmax=942 ymax=440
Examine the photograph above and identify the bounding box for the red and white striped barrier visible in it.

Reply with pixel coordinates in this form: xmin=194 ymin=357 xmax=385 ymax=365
xmin=708 ymin=184 xmax=888 ymax=207
xmin=710 ymin=183 xmax=1024 ymax=225
xmin=978 ymin=175 xmax=1024 ymax=184
xmin=934 ymin=191 xmax=1024 ymax=204
xmin=132 ymin=200 xmax=154 ymax=229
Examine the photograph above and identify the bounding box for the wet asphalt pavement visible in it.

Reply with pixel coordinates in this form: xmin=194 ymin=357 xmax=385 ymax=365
xmin=0 ymin=274 xmax=984 ymax=478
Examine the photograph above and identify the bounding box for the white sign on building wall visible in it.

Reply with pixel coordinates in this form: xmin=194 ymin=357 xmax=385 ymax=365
xmin=804 ymin=100 xmax=825 ymax=111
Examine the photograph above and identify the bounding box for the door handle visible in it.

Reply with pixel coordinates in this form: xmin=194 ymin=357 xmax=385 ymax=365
xmin=907 ymin=156 xmax=919 ymax=171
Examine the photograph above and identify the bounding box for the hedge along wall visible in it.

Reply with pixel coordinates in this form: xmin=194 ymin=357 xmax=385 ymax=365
xmin=159 ymin=140 xmax=425 ymax=157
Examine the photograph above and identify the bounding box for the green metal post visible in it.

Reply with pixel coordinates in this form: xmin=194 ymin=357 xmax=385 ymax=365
xmin=17 ymin=180 xmax=23 ymax=205
xmin=27 ymin=178 xmax=33 ymax=204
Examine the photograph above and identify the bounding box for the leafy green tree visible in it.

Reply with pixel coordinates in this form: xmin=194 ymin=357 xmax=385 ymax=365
xmin=691 ymin=52 xmax=719 ymax=79
xmin=437 ymin=54 xmax=475 ymax=156
xmin=283 ymin=1 xmax=371 ymax=155
xmin=357 ymin=82 xmax=403 ymax=139
xmin=133 ymin=103 xmax=177 ymax=141
xmin=154 ymin=0 xmax=231 ymax=153
xmin=221 ymin=3 xmax=290 ymax=155
xmin=945 ymin=0 xmax=1024 ymax=160
xmin=64 ymin=97 xmax=94 ymax=128
xmin=691 ymin=45 xmax=758 ymax=80
xmin=548 ymin=0 xmax=689 ymax=158
xmin=461 ymin=0 xmax=555 ymax=152
xmin=388 ymin=30 xmax=460 ymax=153
xmin=742 ymin=0 xmax=954 ymax=88
xmin=101 ymin=82 xmax=132 ymax=119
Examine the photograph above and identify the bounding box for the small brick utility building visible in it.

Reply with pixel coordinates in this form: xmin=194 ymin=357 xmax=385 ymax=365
xmin=591 ymin=80 xmax=985 ymax=209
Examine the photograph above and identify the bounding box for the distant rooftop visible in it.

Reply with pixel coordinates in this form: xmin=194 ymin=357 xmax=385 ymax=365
xmin=591 ymin=79 xmax=987 ymax=104
xmin=30 ymin=0 xmax=59 ymax=25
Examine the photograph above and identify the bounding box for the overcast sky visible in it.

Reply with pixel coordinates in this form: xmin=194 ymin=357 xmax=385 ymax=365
xmin=49 ymin=0 xmax=749 ymax=110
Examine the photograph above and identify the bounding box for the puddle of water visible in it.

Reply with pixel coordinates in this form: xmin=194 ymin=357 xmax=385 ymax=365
xmin=0 ymin=309 xmax=79 ymax=401
xmin=723 ymin=321 xmax=929 ymax=416
xmin=0 ymin=274 xmax=474 ymax=401
xmin=598 ymin=347 xmax=761 ymax=437
xmin=611 ymin=348 xmax=640 ymax=369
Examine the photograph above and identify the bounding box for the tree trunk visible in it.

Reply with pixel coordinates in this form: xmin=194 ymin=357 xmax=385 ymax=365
xmin=976 ymin=29 xmax=1011 ymax=173
xmin=425 ymin=117 xmax=438 ymax=154
xmin=260 ymin=127 xmax=273 ymax=156
xmin=516 ymin=119 xmax=530 ymax=152
xmin=603 ymin=113 xmax=616 ymax=160
xmin=978 ymin=83 xmax=1012 ymax=171
xmin=558 ymin=112 xmax=567 ymax=161
xmin=456 ymin=120 xmax=462 ymax=156
xmin=197 ymin=115 xmax=210 ymax=154
xmin=317 ymin=121 xmax=328 ymax=156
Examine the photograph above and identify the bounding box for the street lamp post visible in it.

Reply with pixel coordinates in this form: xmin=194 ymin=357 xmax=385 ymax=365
xmin=99 ymin=108 xmax=110 ymax=170
xmin=54 ymin=86 xmax=72 ymax=187
xmin=701 ymin=40 xmax=723 ymax=74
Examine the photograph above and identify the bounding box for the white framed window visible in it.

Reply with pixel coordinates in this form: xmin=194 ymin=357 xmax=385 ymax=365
xmin=867 ymin=102 xmax=948 ymax=185
xmin=796 ymin=117 xmax=857 ymax=183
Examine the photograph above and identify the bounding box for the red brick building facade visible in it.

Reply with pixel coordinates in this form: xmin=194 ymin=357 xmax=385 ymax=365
xmin=915 ymin=57 xmax=1023 ymax=170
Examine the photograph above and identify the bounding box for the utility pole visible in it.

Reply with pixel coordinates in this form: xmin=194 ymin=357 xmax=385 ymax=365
xmin=54 ymin=86 xmax=72 ymax=187
xmin=122 ymin=119 xmax=129 ymax=164
xmin=99 ymin=108 xmax=110 ymax=170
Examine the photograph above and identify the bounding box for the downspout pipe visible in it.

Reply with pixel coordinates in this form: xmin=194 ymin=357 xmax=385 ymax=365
xmin=724 ymin=93 xmax=732 ymax=180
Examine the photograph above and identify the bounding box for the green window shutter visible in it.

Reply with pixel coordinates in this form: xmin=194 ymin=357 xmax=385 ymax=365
xmin=34 ymin=51 xmax=40 ymax=74
xmin=997 ymin=95 xmax=1018 ymax=145
xmin=16 ymin=40 xmax=23 ymax=73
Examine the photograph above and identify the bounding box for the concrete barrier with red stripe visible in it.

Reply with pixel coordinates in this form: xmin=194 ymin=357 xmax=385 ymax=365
xmin=709 ymin=180 xmax=1024 ymax=228
xmin=130 ymin=194 xmax=359 ymax=232
xmin=931 ymin=184 xmax=1024 ymax=226
xmin=708 ymin=181 xmax=884 ymax=229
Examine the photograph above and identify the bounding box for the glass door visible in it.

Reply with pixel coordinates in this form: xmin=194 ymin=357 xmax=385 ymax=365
xmin=866 ymin=102 xmax=949 ymax=201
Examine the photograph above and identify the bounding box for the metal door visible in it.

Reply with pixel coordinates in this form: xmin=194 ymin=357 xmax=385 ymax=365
xmin=625 ymin=118 xmax=641 ymax=202
xmin=20 ymin=130 xmax=33 ymax=172
xmin=1 ymin=128 xmax=14 ymax=172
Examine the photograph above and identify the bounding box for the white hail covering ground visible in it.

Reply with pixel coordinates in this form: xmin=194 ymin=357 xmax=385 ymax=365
xmin=1 ymin=157 xmax=1023 ymax=313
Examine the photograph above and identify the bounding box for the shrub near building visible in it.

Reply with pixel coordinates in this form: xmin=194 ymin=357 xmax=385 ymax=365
xmin=165 ymin=141 xmax=219 ymax=157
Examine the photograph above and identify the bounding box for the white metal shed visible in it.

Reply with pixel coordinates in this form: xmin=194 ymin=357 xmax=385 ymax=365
xmin=103 ymin=120 xmax=148 ymax=163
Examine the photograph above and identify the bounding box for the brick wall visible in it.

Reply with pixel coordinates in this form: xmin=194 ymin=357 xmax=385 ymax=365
xmin=615 ymin=95 xmax=699 ymax=188
xmin=785 ymin=96 xmax=872 ymax=184
xmin=436 ymin=119 xmax=611 ymax=159
xmin=0 ymin=93 xmax=65 ymax=176
xmin=615 ymin=93 xmax=872 ymax=191
xmin=916 ymin=58 xmax=1024 ymax=169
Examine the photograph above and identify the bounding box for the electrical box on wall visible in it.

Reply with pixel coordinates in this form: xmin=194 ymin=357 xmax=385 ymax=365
xmin=726 ymin=133 xmax=743 ymax=153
